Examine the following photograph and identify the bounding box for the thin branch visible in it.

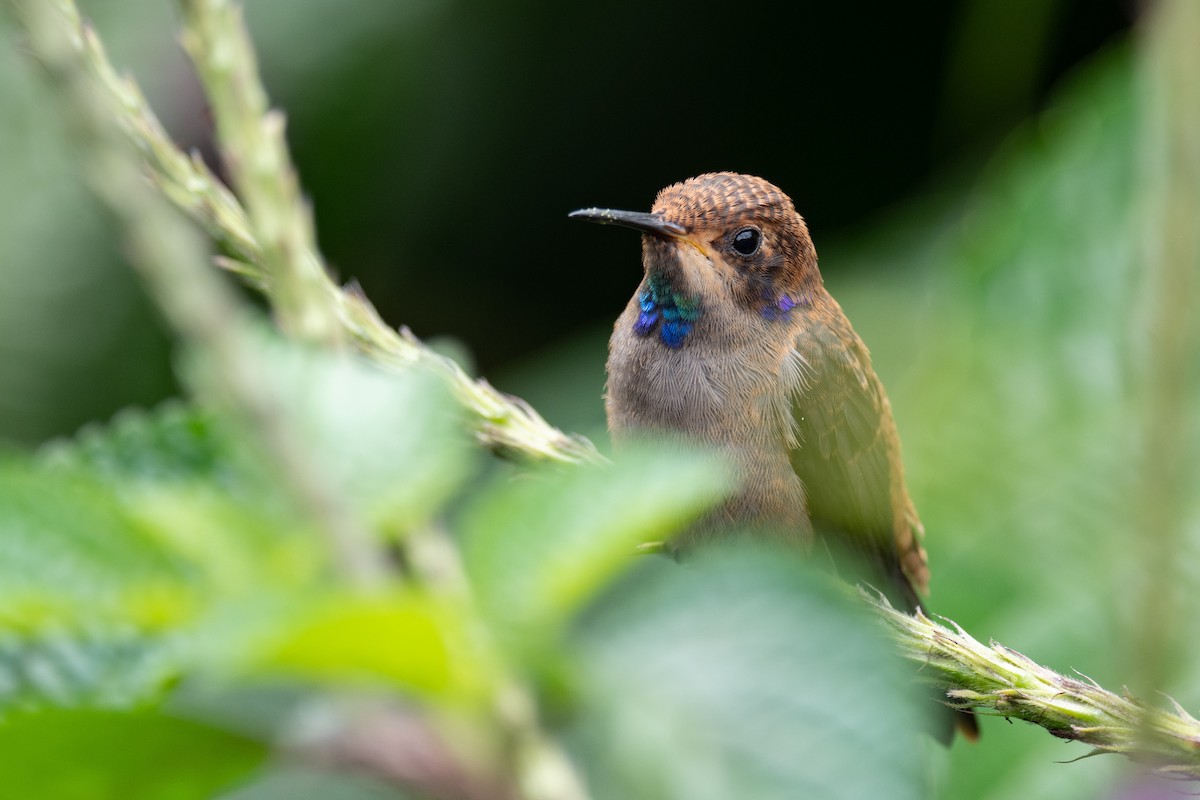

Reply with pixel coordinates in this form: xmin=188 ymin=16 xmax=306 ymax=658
xmin=65 ymin=8 xmax=261 ymax=270
xmin=868 ymin=592 xmax=1200 ymax=779
xmin=178 ymin=0 xmax=341 ymax=346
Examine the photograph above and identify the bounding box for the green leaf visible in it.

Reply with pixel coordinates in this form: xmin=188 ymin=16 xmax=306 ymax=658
xmin=39 ymin=403 xmax=327 ymax=596
xmin=125 ymin=484 xmax=325 ymax=597
xmin=0 ymin=629 xmax=175 ymax=713
xmin=460 ymin=443 xmax=730 ymax=655
xmin=193 ymin=331 xmax=474 ymax=536
xmin=188 ymin=590 xmax=495 ymax=706
xmin=0 ymin=393 xmax=490 ymax=713
xmin=0 ymin=459 xmax=199 ymax=630
xmin=569 ymin=546 xmax=930 ymax=800
xmin=39 ymin=402 xmax=231 ymax=488
xmin=0 ymin=708 xmax=266 ymax=800
xmin=0 ymin=414 xmax=326 ymax=714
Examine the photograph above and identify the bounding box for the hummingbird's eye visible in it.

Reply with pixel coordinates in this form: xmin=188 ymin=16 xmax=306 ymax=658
xmin=731 ymin=227 xmax=761 ymax=256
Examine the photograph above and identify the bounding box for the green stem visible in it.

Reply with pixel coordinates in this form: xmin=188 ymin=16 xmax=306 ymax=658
xmin=869 ymin=592 xmax=1200 ymax=778
xmin=178 ymin=0 xmax=342 ymax=346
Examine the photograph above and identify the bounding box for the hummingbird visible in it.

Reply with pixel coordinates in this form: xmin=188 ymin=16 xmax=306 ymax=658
xmin=570 ymin=172 xmax=977 ymax=740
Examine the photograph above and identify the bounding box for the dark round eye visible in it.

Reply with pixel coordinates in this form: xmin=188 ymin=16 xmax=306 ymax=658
xmin=732 ymin=227 xmax=761 ymax=256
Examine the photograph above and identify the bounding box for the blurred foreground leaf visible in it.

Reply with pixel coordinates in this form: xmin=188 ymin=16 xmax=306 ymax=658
xmin=187 ymin=330 xmax=474 ymax=537
xmin=0 ymin=708 xmax=266 ymax=799
xmin=0 ymin=357 xmax=485 ymax=712
xmin=187 ymin=589 xmax=493 ymax=706
xmin=0 ymin=629 xmax=173 ymax=714
xmin=462 ymin=444 xmax=730 ymax=657
xmin=0 ymin=460 xmax=198 ymax=631
xmin=569 ymin=546 xmax=930 ymax=800
xmin=41 ymin=402 xmax=228 ymax=487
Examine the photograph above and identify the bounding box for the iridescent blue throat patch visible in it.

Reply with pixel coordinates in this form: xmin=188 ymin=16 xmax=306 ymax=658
xmin=633 ymin=275 xmax=701 ymax=349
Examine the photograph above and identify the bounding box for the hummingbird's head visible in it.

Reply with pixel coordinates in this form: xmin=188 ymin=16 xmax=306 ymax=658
xmin=571 ymin=173 xmax=820 ymax=329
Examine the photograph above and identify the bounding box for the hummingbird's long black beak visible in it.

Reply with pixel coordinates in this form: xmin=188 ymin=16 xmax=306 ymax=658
xmin=568 ymin=208 xmax=687 ymax=239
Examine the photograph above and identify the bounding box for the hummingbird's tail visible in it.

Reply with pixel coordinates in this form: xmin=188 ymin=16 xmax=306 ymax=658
xmin=955 ymin=708 xmax=981 ymax=742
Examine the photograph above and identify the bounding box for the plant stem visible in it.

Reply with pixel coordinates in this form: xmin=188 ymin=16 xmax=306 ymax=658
xmin=178 ymin=0 xmax=342 ymax=346
xmin=869 ymin=592 xmax=1200 ymax=778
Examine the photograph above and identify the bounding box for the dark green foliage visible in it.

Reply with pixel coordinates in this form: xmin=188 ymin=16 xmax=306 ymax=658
xmin=0 ymin=357 xmax=931 ymax=797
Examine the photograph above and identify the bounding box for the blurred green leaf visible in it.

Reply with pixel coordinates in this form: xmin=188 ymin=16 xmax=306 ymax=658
xmin=0 ymin=418 xmax=309 ymax=714
xmin=0 ymin=371 xmax=496 ymax=719
xmin=460 ymin=443 xmax=730 ymax=655
xmin=32 ymin=402 xmax=324 ymax=600
xmin=0 ymin=629 xmax=174 ymax=713
xmin=568 ymin=546 xmax=930 ymax=800
xmin=194 ymin=331 xmax=474 ymax=536
xmin=40 ymin=402 xmax=231 ymax=488
xmin=0 ymin=708 xmax=266 ymax=800
xmin=212 ymin=590 xmax=493 ymax=705
xmin=0 ymin=459 xmax=198 ymax=630
xmin=125 ymin=485 xmax=323 ymax=597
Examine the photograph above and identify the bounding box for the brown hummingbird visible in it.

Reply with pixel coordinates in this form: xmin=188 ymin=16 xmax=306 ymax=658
xmin=570 ymin=172 xmax=977 ymax=740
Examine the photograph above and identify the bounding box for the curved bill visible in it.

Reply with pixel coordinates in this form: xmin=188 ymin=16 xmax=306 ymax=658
xmin=568 ymin=207 xmax=687 ymax=239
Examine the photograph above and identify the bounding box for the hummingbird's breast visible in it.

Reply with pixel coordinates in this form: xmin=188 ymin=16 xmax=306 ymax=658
xmin=605 ymin=298 xmax=811 ymax=544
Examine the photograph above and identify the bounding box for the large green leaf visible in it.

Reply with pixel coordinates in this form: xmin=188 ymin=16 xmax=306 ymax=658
xmin=0 ymin=428 xmax=305 ymax=712
xmin=0 ymin=380 xmax=490 ymax=719
xmin=0 ymin=459 xmax=198 ymax=630
xmin=186 ymin=331 xmax=474 ymax=536
xmin=185 ymin=589 xmax=494 ymax=705
xmin=568 ymin=546 xmax=930 ymax=800
xmin=460 ymin=443 xmax=730 ymax=656
xmin=40 ymin=404 xmax=322 ymax=597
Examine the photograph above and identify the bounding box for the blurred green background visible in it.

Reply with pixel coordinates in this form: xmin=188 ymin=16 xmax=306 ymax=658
xmin=0 ymin=0 xmax=1132 ymax=445
xmin=4 ymin=1 xmax=1199 ymax=799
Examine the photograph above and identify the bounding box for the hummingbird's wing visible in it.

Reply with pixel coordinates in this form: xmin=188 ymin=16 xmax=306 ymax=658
xmin=787 ymin=301 xmax=929 ymax=601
